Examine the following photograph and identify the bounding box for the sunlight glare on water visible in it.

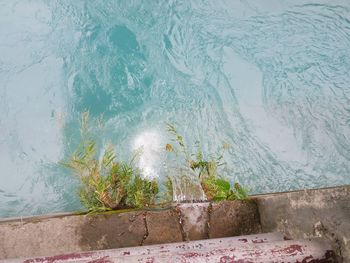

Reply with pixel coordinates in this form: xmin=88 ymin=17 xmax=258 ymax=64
xmin=132 ymin=130 xmax=164 ymax=180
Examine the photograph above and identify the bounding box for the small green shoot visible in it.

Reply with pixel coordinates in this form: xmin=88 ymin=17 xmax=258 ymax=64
xmin=165 ymin=124 xmax=249 ymax=202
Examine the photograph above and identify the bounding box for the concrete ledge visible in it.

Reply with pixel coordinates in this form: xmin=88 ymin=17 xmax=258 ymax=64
xmin=253 ymin=185 xmax=350 ymax=261
xmin=1 ymin=185 xmax=348 ymax=261
xmin=0 ymin=200 xmax=260 ymax=260
xmin=209 ymin=200 xmax=261 ymax=238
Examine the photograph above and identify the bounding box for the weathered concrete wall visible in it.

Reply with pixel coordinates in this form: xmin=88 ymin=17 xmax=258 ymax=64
xmin=254 ymin=185 xmax=350 ymax=262
xmin=1 ymin=186 xmax=348 ymax=261
xmin=0 ymin=200 xmax=260 ymax=260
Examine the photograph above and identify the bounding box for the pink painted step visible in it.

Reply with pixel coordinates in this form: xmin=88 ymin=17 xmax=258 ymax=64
xmin=7 ymin=233 xmax=336 ymax=263
xmin=124 ymin=239 xmax=336 ymax=263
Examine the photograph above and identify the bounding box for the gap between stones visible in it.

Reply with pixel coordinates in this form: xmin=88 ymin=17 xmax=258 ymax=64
xmin=140 ymin=212 xmax=149 ymax=246
xmin=206 ymin=202 xmax=213 ymax=239
xmin=174 ymin=205 xmax=188 ymax=242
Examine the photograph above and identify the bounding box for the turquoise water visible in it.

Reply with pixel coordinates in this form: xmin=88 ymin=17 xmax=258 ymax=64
xmin=1 ymin=0 xmax=350 ymax=218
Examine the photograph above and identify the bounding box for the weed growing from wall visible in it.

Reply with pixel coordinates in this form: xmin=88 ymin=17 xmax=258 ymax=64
xmin=61 ymin=113 xmax=248 ymax=213
xmin=61 ymin=112 xmax=159 ymax=212
xmin=165 ymin=123 xmax=249 ymax=201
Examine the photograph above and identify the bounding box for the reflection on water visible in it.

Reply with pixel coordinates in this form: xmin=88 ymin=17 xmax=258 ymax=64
xmin=132 ymin=130 xmax=164 ymax=180
xmin=1 ymin=0 xmax=350 ymax=217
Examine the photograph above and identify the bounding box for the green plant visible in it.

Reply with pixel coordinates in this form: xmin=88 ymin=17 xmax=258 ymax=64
xmin=127 ymin=174 xmax=159 ymax=208
xmin=163 ymin=176 xmax=174 ymax=202
xmin=62 ymin=112 xmax=159 ymax=212
xmin=165 ymin=123 xmax=249 ymax=201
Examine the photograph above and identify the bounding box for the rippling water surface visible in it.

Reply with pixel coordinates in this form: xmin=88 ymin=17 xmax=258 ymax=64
xmin=1 ymin=0 xmax=350 ymax=217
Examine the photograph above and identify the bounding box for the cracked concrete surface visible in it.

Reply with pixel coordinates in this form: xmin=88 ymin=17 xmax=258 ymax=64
xmin=0 ymin=200 xmax=259 ymax=259
xmin=254 ymin=185 xmax=350 ymax=262
xmin=0 ymin=186 xmax=348 ymax=261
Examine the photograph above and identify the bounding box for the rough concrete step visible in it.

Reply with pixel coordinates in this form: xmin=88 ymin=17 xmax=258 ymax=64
xmin=6 ymin=233 xmax=336 ymax=263
xmin=82 ymin=232 xmax=285 ymax=258
xmin=3 ymin=232 xmax=282 ymax=262
xmin=121 ymin=239 xmax=336 ymax=263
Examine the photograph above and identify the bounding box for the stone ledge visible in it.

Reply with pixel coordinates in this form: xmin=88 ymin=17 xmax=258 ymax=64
xmin=143 ymin=209 xmax=183 ymax=245
xmin=208 ymin=200 xmax=261 ymax=238
xmin=0 ymin=200 xmax=260 ymax=260
xmin=253 ymin=185 xmax=350 ymax=262
xmin=175 ymin=202 xmax=210 ymax=241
